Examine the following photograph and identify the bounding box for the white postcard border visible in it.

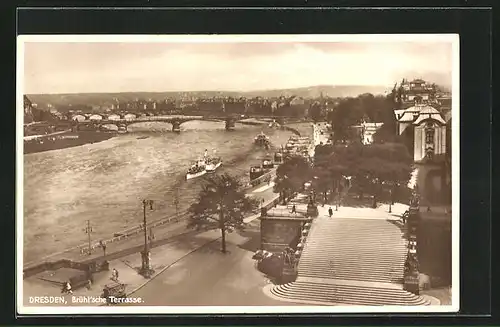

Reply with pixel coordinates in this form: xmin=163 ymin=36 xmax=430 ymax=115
xmin=17 ymin=33 xmax=460 ymax=315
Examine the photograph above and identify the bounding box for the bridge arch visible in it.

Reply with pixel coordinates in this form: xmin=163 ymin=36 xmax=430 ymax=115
xmin=125 ymin=120 xmax=174 ymax=132
xmin=72 ymin=114 xmax=86 ymax=122
xmin=89 ymin=114 xmax=103 ymax=121
xmin=123 ymin=113 xmax=137 ymax=121
xmin=107 ymin=114 xmax=121 ymax=121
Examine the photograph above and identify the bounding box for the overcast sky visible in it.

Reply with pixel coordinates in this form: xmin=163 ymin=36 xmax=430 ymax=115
xmin=23 ymin=40 xmax=454 ymax=94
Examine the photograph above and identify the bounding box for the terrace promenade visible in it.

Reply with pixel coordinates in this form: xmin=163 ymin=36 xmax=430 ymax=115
xmin=23 ymin=182 xmax=281 ymax=307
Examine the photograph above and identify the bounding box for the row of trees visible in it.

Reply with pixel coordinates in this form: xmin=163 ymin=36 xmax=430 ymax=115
xmin=306 ymin=86 xmax=409 ymax=144
xmin=272 ymin=141 xmax=413 ymax=208
xmin=325 ymin=92 xmax=399 ymax=144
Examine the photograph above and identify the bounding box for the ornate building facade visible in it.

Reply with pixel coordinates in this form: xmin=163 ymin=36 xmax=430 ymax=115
xmin=394 ymin=79 xmax=451 ymax=205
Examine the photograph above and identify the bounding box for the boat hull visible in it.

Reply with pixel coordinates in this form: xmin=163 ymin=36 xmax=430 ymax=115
xmin=205 ymin=161 xmax=222 ymax=173
xmin=186 ymin=170 xmax=207 ymax=180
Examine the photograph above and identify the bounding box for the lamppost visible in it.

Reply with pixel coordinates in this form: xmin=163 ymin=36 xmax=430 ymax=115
xmin=140 ymin=199 xmax=155 ymax=278
xmin=335 ymin=185 xmax=339 ymax=211
xmin=174 ymin=196 xmax=179 ymax=218
xmin=84 ymin=220 xmax=93 ymax=255
xmin=99 ymin=240 xmax=107 ymax=259
xmin=388 ymin=189 xmax=392 ymax=213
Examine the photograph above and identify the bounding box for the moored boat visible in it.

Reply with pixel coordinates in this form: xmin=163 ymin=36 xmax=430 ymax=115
xmin=262 ymin=157 xmax=274 ymax=169
xmin=254 ymin=131 xmax=270 ymax=147
xmin=205 ymin=156 xmax=222 ymax=173
xmin=268 ymin=119 xmax=281 ymax=128
xmin=203 ymin=149 xmax=222 ymax=173
xmin=249 ymin=165 xmax=265 ymax=181
xmin=274 ymin=151 xmax=283 ymax=164
xmin=186 ymin=158 xmax=207 ymax=180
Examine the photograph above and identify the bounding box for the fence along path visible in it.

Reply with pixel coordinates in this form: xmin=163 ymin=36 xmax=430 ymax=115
xmin=79 ymin=169 xmax=277 ymax=256
xmin=24 ymin=167 xmax=278 ymax=269
xmin=23 ymin=209 xmax=189 ymax=269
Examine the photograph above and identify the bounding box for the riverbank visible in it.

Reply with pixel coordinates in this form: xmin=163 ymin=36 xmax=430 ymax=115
xmin=23 ymin=122 xmax=309 ymax=262
xmin=24 ymin=131 xmax=116 ymax=154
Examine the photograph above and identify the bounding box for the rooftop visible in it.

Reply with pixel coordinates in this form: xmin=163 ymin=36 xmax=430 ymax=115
xmin=395 ymin=104 xmax=446 ymax=125
xmin=413 ymin=112 xmax=446 ymax=125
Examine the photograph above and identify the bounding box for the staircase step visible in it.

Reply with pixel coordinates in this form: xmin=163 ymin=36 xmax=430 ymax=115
xmin=270 ymin=282 xmax=430 ymax=306
xmin=264 ymin=215 xmax=423 ymax=306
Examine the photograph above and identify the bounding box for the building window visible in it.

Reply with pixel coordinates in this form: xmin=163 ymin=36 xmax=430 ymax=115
xmin=425 ymin=128 xmax=435 ymax=144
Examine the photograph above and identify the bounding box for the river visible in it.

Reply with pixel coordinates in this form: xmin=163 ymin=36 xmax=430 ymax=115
xmin=23 ymin=120 xmax=311 ymax=262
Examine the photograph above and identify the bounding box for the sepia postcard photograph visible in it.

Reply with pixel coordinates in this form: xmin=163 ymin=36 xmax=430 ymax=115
xmin=17 ymin=34 xmax=459 ymax=315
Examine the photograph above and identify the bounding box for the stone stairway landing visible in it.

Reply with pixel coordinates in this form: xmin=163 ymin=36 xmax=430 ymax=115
xmin=266 ymin=214 xmax=431 ymax=306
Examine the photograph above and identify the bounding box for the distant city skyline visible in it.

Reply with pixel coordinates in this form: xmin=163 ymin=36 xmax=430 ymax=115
xmin=22 ymin=36 xmax=454 ymax=94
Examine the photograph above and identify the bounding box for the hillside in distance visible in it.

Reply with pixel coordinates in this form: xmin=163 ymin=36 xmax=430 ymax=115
xmin=27 ymin=85 xmax=391 ymax=108
xmin=242 ymin=85 xmax=390 ymax=98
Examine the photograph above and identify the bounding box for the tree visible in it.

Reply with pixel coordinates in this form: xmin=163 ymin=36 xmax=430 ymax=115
xmin=314 ymin=144 xmax=354 ymax=200
xmin=309 ymin=102 xmax=323 ymax=122
xmin=187 ymin=174 xmax=259 ymax=253
xmin=274 ymin=155 xmax=311 ymax=204
xmin=372 ymin=88 xmax=401 ymax=144
xmin=310 ymin=167 xmax=332 ymax=204
xmin=313 ymin=142 xmax=412 ymax=206
xmin=329 ymin=97 xmax=364 ymax=144
xmin=351 ymin=142 xmax=413 ymax=205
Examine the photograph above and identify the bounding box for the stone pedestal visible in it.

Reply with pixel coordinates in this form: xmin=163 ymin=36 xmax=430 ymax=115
xmin=281 ymin=266 xmax=298 ymax=283
xmin=140 ymin=250 xmax=154 ymax=278
xmin=404 ymin=275 xmax=420 ymax=295
xmin=306 ymin=203 xmax=319 ymax=217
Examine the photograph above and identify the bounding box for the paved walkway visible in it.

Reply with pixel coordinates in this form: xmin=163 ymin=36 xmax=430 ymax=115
xmin=121 ymin=220 xmax=303 ymax=307
xmin=252 ymin=182 xmax=275 ymax=193
xmin=287 ymin=197 xmax=409 ymax=221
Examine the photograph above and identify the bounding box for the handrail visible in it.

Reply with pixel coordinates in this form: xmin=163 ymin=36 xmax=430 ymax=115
xmin=23 ymin=209 xmax=189 ymax=268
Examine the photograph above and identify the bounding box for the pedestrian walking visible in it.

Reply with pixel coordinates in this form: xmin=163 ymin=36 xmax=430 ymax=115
xmin=62 ymin=281 xmax=73 ymax=294
xmin=86 ymin=279 xmax=92 ymax=290
xmin=111 ymin=268 xmax=119 ymax=282
xmin=291 ymin=204 xmax=297 ymax=214
xmin=328 ymin=207 xmax=333 ymax=217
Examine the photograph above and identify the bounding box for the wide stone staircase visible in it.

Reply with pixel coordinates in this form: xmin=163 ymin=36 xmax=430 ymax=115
xmin=268 ymin=216 xmax=432 ymax=306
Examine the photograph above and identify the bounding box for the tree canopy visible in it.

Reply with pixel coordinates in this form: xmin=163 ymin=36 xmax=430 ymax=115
xmin=187 ymin=173 xmax=259 ymax=253
xmin=313 ymin=142 xmax=413 ymax=203
xmin=308 ymin=102 xmax=323 ymax=123
xmin=326 ymin=92 xmax=400 ymax=145
xmin=274 ymin=154 xmax=312 ymax=203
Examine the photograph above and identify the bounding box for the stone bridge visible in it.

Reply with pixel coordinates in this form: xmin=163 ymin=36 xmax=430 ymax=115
xmin=67 ymin=114 xmax=244 ymax=132
xmin=71 ymin=114 xmax=288 ymax=132
xmin=25 ymin=114 xmax=289 ymax=135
